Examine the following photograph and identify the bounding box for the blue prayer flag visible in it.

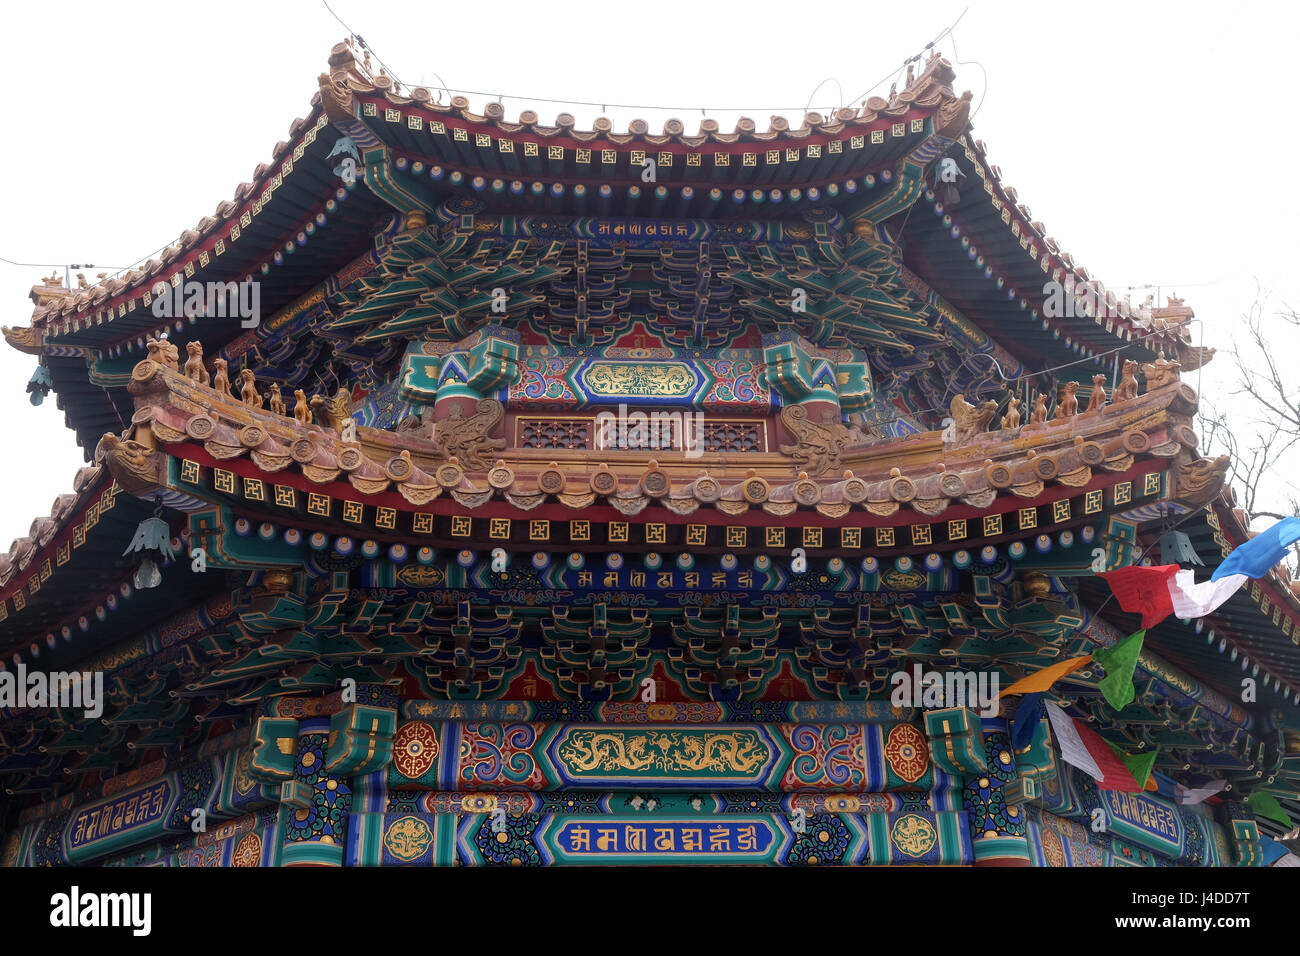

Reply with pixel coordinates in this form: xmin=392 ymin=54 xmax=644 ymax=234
xmin=1261 ymin=835 xmax=1289 ymax=866
xmin=1211 ymin=516 xmax=1300 ymax=581
xmin=1011 ymin=692 xmax=1044 ymax=751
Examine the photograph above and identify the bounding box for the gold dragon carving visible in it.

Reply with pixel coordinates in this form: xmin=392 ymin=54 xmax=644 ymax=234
xmin=948 ymin=394 xmax=997 ymax=443
xmin=310 ymin=388 xmax=353 ymax=433
xmin=433 ymin=399 xmax=506 ymax=470
xmin=935 ymin=90 xmax=974 ymax=138
xmin=317 ymin=72 xmax=355 ymax=124
xmin=2 ymin=325 xmax=42 ymax=355
xmin=96 ymin=433 xmax=161 ymax=496
xmin=1174 ymin=453 xmax=1230 ymax=507
xmin=779 ymin=404 xmax=854 ymax=477
xmin=557 ymin=730 xmax=769 ymax=774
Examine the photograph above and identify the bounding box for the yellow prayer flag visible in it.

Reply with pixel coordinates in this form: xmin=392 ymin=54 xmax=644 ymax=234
xmin=999 ymin=655 xmax=1092 ymax=698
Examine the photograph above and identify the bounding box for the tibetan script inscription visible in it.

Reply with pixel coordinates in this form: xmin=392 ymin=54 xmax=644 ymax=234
xmin=593 ymin=220 xmax=692 ymax=238
xmin=69 ymin=779 xmax=172 ymax=852
xmin=555 ymin=818 xmax=774 ymax=858
xmin=1102 ymin=785 xmax=1185 ymax=853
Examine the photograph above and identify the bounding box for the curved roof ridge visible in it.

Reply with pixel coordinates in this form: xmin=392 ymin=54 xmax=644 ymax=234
xmin=26 ymin=102 xmax=326 ymax=328
xmin=321 ymin=38 xmax=959 ymax=142
xmin=16 ymin=42 xmax=969 ymax=339
xmin=0 ymin=465 xmax=105 ymax=589
xmin=959 ymin=136 xmax=1195 ymax=353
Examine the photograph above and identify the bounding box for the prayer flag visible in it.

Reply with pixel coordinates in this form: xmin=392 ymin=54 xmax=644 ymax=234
xmin=1073 ymin=719 xmax=1143 ymax=791
xmin=1245 ymin=790 xmax=1294 ymax=827
xmin=1211 ymin=516 xmax=1300 ymax=581
xmin=1174 ymin=779 xmax=1228 ymax=805
xmin=1107 ymin=741 xmax=1158 ymax=791
xmin=1168 ymin=569 xmax=1247 ymax=619
xmin=1099 ymin=565 xmax=1177 ymax=628
xmin=1092 ymin=630 xmax=1145 ymax=711
xmin=1043 ymin=701 xmax=1101 ymax=781
xmin=1011 ymin=693 xmax=1044 ymax=751
xmin=999 ymin=655 xmax=1092 ymax=697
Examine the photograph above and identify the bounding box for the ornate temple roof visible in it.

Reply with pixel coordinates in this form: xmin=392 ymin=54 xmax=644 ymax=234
xmin=6 ymin=40 xmax=1292 ymax=822
xmin=4 ymin=41 xmax=1210 ymax=455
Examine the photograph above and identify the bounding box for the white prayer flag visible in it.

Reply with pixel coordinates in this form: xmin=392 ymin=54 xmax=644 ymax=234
xmin=1174 ymin=779 xmax=1228 ymax=805
xmin=1044 ymin=700 xmax=1102 ymax=781
xmin=1168 ymin=570 xmax=1247 ymax=620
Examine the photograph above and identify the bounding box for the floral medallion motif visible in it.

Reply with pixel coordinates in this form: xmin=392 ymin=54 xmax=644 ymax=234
xmin=1041 ymin=826 xmax=1065 ymax=867
xmin=884 ymin=723 xmax=929 ymax=783
xmin=231 ymin=831 xmax=262 ymax=867
xmin=785 ymin=813 xmax=851 ymax=865
xmin=393 ymin=721 xmax=439 ymax=779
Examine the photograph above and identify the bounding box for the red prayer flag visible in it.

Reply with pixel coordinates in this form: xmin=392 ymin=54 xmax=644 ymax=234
xmin=1073 ymin=719 xmax=1143 ymax=791
xmin=1099 ymin=564 xmax=1179 ymax=629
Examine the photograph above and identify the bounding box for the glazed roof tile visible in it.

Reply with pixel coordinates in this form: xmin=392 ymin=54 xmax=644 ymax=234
xmin=107 ymin=355 xmax=1214 ymax=533
xmin=0 ymin=466 xmax=104 ymax=590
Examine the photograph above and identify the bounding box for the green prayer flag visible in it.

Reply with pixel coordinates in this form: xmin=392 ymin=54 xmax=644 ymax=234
xmin=1093 ymin=629 xmax=1145 ymax=711
xmin=1106 ymin=741 xmax=1158 ymax=790
xmin=1245 ymin=791 xmax=1294 ymax=827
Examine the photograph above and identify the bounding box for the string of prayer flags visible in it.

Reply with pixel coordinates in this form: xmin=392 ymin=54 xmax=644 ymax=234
xmin=1100 ymin=565 xmax=1247 ymax=630
xmin=1042 ymin=701 xmax=1143 ymax=790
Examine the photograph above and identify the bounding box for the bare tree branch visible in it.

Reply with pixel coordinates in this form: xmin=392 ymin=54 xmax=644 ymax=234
xmin=1198 ymin=284 xmax=1300 ymax=574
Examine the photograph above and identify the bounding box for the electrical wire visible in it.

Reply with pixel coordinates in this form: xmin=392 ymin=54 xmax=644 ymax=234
xmin=803 ymin=78 xmax=845 ymax=116
xmin=0 ymin=255 xmax=130 ymax=271
xmin=946 ymin=9 xmax=988 ymax=124
xmin=1118 ymin=275 xmax=1231 ymax=291
xmin=1001 ymin=314 xmax=1194 ymax=388
xmin=10 ymin=9 xmax=979 ymax=285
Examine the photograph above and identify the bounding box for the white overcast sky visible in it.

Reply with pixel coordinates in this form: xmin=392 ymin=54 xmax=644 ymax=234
xmin=1 ymin=0 xmax=1297 ymax=548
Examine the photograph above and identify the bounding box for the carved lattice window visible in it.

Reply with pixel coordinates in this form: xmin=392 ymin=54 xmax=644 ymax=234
xmin=703 ymin=422 xmax=762 ymax=452
xmin=612 ymin=419 xmax=676 ymax=451
xmin=519 ymin=419 xmax=590 ymax=449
